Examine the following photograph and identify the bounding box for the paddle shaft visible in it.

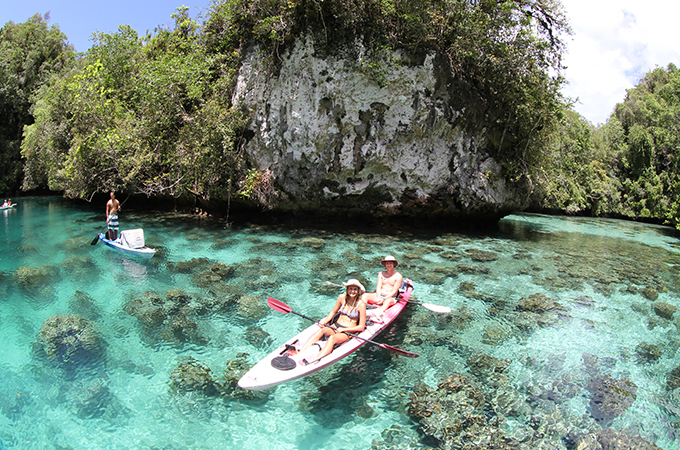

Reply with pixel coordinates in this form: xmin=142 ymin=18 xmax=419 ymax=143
xmin=290 ymin=310 xmax=417 ymax=357
xmin=267 ymin=297 xmax=418 ymax=358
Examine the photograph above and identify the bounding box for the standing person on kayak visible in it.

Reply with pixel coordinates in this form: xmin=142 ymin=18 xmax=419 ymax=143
xmin=105 ymin=192 xmax=121 ymax=240
xmin=298 ymin=279 xmax=367 ymax=365
xmin=363 ymin=255 xmax=403 ymax=320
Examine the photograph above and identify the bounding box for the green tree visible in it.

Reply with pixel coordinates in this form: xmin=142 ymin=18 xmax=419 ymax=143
xmin=535 ymin=108 xmax=619 ymax=216
xmin=22 ymin=7 xmax=248 ymax=201
xmin=0 ymin=14 xmax=75 ymax=193
xmin=606 ymin=64 xmax=680 ymax=227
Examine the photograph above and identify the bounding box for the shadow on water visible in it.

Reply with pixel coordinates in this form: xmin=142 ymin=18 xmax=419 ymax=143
xmin=299 ymin=311 xmax=413 ymax=430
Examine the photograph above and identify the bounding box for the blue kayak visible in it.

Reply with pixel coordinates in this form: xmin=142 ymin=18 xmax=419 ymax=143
xmin=98 ymin=229 xmax=156 ymax=259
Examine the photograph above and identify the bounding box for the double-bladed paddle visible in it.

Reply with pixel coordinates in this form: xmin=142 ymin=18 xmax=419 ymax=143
xmin=324 ymin=281 xmax=451 ymax=314
xmin=266 ymin=297 xmax=419 ymax=358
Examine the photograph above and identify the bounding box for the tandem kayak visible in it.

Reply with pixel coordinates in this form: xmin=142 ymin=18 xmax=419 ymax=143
xmin=0 ymin=204 xmax=15 ymax=211
xmin=238 ymin=280 xmax=414 ymax=391
xmin=98 ymin=228 xmax=156 ymax=259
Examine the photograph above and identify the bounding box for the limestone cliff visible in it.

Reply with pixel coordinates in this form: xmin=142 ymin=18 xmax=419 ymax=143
xmin=233 ymin=36 xmax=530 ymax=224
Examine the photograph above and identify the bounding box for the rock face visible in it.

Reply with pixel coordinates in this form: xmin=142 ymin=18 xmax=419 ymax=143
xmin=233 ymin=36 xmax=529 ymax=223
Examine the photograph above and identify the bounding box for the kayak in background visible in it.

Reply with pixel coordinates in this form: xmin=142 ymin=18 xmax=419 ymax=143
xmin=98 ymin=228 xmax=156 ymax=259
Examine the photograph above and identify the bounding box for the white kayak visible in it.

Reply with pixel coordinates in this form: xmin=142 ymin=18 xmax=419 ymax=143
xmin=238 ymin=281 xmax=414 ymax=391
xmin=0 ymin=204 xmax=16 ymax=211
xmin=98 ymin=228 xmax=156 ymax=259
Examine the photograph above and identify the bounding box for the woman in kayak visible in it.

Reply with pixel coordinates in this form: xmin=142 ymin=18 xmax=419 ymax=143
xmin=298 ymin=279 xmax=367 ymax=365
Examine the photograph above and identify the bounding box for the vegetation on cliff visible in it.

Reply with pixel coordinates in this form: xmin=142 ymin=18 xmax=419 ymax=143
xmin=3 ymin=1 xmax=569 ymax=205
xmin=2 ymin=2 xmax=680 ymax=227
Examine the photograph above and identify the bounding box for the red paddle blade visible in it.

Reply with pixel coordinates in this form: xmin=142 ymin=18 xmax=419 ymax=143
xmin=380 ymin=344 xmax=419 ymax=358
xmin=267 ymin=297 xmax=292 ymax=314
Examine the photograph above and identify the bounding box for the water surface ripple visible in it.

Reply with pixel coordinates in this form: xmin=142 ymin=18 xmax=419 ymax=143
xmin=1 ymin=198 xmax=679 ymax=449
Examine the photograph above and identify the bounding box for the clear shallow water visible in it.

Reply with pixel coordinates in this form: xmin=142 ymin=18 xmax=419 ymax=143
xmin=1 ymin=197 xmax=679 ymax=449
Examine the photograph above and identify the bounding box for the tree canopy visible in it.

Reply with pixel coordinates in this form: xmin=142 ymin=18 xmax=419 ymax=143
xmin=10 ymin=1 xmax=680 ymax=229
xmin=0 ymin=14 xmax=74 ymax=193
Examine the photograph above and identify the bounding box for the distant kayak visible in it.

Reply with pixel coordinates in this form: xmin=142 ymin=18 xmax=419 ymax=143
xmin=98 ymin=229 xmax=156 ymax=259
xmin=0 ymin=204 xmax=16 ymax=211
xmin=238 ymin=281 xmax=414 ymax=391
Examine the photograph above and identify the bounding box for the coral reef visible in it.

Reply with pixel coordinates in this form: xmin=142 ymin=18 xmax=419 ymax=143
xmin=635 ymin=342 xmax=662 ymax=363
xmin=652 ymin=301 xmax=676 ymax=320
xmin=36 ymin=314 xmax=103 ymax=366
xmin=407 ymin=373 xmax=520 ymax=449
xmin=124 ymin=290 xmax=207 ymax=344
xmin=237 ymin=294 xmax=269 ymax=321
xmin=14 ymin=265 xmax=59 ymax=295
xmin=170 ymin=357 xmax=223 ymax=396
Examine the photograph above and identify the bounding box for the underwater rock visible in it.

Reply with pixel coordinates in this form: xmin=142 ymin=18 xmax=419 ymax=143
xmin=635 ymin=342 xmax=662 ymax=363
xmin=169 ymin=309 xmax=206 ymax=344
xmin=169 ymin=257 xmax=212 ymax=273
xmin=221 ymin=354 xmax=269 ymax=401
xmin=467 ymin=353 xmax=511 ymax=378
xmin=516 ymin=293 xmax=568 ymax=330
xmin=67 ymin=380 xmax=122 ymax=419
xmin=518 ymin=293 xmax=563 ymax=313
xmin=356 ymin=402 xmax=377 ymax=419
xmin=456 ymin=263 xmax=490 ymax=274
xmin=595 ymin=427 xmax=662 ymax=449
xmin=586 ymin=374 xmax=637 ymax=427
xmin=244 ymin=326 xmax=273 ymax=348
xmin=299 ymin=237 xmax=326 ymax=249
xmin=62 ymin=256 xmax=98 ymax=278
xmin=237 ymin=293 xmax=269 ymax=321
xmin=371 ymin=424 xmax=425 ymax=450
xmin=652 ymin=301 xmax=676 ymax=320
xmin=170 ymin=357 xmax=223 ymax=396
xmin=191 ymin=262 xmax=236 ymax=285
xmin=440 ymin=250 xmax=461 ymax=261
xmin=642 ymin=287 xmax=659 ymax=301
xmin=407 ymin=374 xmax=520 ymax=449
xmin=14 ymin=265 xmax=59 ymax=292
xmin=482 ymin=324 xmax=512 ymax=346
xmin=36 ymin=314 xmax=103 ymax=366
xmin=466 ymin=248 xmax=499 ymax=262
xmin=667 ymin=365 xmax=680 ymax=391
xmin=417 ymin=269 xmax=452 ymax=286
xmin=457 ymin=281 xmax=479 ymax=299
xmin=124 ymin=290 xmax=207 ymax=344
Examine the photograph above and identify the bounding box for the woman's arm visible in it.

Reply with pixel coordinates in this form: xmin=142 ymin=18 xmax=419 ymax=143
xmin=320 ymin=295 xmax=343 ymax=325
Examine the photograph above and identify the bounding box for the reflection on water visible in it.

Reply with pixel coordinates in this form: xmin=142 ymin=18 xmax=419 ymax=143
xmin=0 ymin=199 xmax=679 ymax=449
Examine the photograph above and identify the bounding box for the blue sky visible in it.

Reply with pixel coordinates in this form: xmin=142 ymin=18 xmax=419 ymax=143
xmin=2 ymin=0 xmax=679 ymax=125
xmin=0 ymin=1 xmax=212 ymax=52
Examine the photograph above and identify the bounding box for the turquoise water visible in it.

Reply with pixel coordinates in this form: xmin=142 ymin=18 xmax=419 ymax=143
xmin=1 ymin=197 xmax=679 ymax=449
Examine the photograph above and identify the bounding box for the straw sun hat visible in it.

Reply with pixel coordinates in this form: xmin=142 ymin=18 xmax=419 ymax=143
xmin=381 ymin=255 xmax=399 ymax=267
xmin=343 ymin=279 xmax=366 ymax=293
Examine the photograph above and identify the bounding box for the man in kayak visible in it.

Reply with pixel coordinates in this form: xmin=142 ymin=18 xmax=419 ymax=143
xmin=298 ymin=279 xmax=367 ymax=365
xmin=105 ymin=192 xmax=121 ymax=240
xmin=363 ymin=255 xmax=403 ymax=321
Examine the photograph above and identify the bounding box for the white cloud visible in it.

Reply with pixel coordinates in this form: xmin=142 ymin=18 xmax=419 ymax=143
xmin=560 ymin=0 xmax=680 ymax=124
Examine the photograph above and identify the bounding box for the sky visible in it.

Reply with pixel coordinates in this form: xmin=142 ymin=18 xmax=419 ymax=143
xmin=2 ymin=0 xmax=679 ymax=125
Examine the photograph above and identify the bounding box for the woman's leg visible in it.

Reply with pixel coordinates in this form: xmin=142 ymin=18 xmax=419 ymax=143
xmin=300 ymin=327 xmax=333 ymax=352
xmin=308 ymin=332 xmax=350 ymax=363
